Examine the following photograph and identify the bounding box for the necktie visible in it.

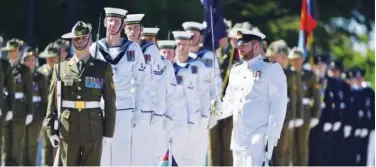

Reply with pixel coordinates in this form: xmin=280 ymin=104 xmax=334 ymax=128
xmin=78 ymin=60 xmax=84 ymax=72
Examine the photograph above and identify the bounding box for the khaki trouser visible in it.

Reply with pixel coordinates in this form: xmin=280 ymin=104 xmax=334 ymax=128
xmin=21 ymin=119 xmax=43 ymax=166
xmin=292 ymin=123 xmax=310 ymax=166
xmin=209 ymin=116 xmax=233 ymax=166
xmin=272 ymin=122 xmax=293 ymax=166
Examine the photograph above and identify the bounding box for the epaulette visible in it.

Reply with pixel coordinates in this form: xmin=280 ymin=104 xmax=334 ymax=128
xmin=263 ymin=57 xmax=276 ymax=64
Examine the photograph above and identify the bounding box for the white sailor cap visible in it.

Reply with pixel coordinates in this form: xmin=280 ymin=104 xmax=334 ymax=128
xmin=236 ymin=28 xmax=266 ymax=46
xmin=124 ymin=14 xmax=145 ymax=25
xmin=172 ymin=31 xmax=193 ymax=40
xmin=182 ymin=21 xmax=204 ymax=32
xmin=158 ymin=40 xmax=176 ymax=49
xmin=104 ymin=7 xmax=128 ymax=18
xmin=142 ymin=28 xmax=160 ymax=36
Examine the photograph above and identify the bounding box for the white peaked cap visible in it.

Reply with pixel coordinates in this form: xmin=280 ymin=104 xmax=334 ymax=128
xmin=158 ymin=40 xmax=176 ymax=49
xmin=124 ymin=14 xmax=145 ymax=24
xmin=182 ymin=21 xmax=203 ymax=31
xmin=172 ymin=31 xmax=193 ymax=40
xmin=104 ymin=7 xmax=128 ymax=17
xmin=142 ymin=28 xmax=160 ymax=36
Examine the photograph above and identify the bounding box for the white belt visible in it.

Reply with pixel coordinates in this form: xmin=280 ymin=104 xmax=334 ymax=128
xmin=302 ymin=98 xmax=311 ymax=105
xmin=15 ymin=92 xmax=24 ymax=99
xmin=62 ymin=100 xmax=100 ymax=109
xmin=33 ymin=96 xmax=41 ymax=103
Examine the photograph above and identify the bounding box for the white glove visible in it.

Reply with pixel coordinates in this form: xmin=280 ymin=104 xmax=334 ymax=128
xmin=264 ymin=136 xmax=278 ymax=160
xmin=200 ymin=117 xmax=209 ymax=129
xmin=323 ymin=123 xmax=332 ymax=132
xmin=355 ymin=129 xmax=361 ymax=137
xmin=361 ymin=129 xmax=369 ymax=137
xmin=5 ymin=111 xmax=13 ymax=121
xmin=103 ymin=137 xmax=113 ymax=146
xmin=208 ymin=115 xmax=217 ymax=129
xmin=131 ymin=111 xmax=142 ymax=128
xmin=150 ymin=114 xmax=164 ymax=129
xmin=310 ymin=118 xmax=319 ymax=128
xmin=211 ymin=100 xmax=223 ymax=118
xmin=25 ymin=114 xmax=33 ymax=125
xmin=164 ymin=116 xmax=174 ymax=131
xmin=42 ymin=119 xmax=48 ymax=127
xmin=288 ymin=120 xmax=295 ymax=129
xmin=49 ymin=135 xmax=60 ymax=148
xmin=294 ymin=119 xmax=304 ymax=127
xmin=332 ymin=122 xmax=341 ymax=131
xmin=344 ymin=125 xmax=352 ymax=138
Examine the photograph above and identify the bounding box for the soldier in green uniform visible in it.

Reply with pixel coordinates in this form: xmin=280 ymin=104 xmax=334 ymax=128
xmin=288 ymin=47 xmax=321 ymax=166
xmin=45 ymin=21 xmax=116 ymax=166
xmin=21 ymin=47 xmax=48 ymax=166
xmin=265 ymin=40 xmax=293 ymax=166
xmin=0 ymin=38 xmax=33 ymax=166
xmin=37 ymin=42 xmax=60 ymax=166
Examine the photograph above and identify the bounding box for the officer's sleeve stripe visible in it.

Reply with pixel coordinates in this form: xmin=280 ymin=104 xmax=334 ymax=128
xmin=138 ymin=66 xmax=146 ymax=71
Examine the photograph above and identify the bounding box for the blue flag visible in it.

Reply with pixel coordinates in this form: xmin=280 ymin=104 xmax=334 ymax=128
xmin=201 ymin=0 xmax=227 ymax=51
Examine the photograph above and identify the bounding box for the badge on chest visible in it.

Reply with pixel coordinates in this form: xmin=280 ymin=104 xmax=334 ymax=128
xmin=191 ymin=65 xmax=198 ymax=74
xmin=127 ymin=50 xmax=135 ymax=62
xmin=16 ymin=74 xmax=22 ymax=84
xmin=253 ymin=71 xmax=261 ymax=80
xmin=176 ymin=75 xmax=183 ymax=85
xmin=85 ymin=77 xmax=104 ymax=89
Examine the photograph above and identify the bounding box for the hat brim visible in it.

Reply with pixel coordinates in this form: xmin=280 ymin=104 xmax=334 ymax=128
xmin=39 ymin=51 xmax=58 ymax=58
xmin=61 ymin=32 xmax=89 ymax=39
xmin=236 ymin=40 xmax=249 ymax=46
xmin=1 ymin=47 xmax=16 ymax=51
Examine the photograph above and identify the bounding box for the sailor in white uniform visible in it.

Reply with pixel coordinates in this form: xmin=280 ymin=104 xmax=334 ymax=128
xmin=158 ymin=40 xmax=176 ymax=62
xmin=212 ymin=29 xmax=288 ymax=166
xmin=123 ymin=14 xmax=167 ymax=165
xmin=89 ymin=7 xmax=148 ymax=166
xmin=182 ymin=21 xmax=222 ymax=165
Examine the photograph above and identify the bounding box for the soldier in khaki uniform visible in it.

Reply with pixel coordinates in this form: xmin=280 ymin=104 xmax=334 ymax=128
xmin=21 ymin=47 xmax=48 ymax=165
xmin=45 ymin=21 xmax=116 ymax=166
xmin=37 ymin=42 xmax=60 ymax=166
xmin=0 ymin=38 xmax=33 ymax=166
xmin=288 ymin=48 xmax=321 ymax=166
xmin=265 ymin=40 xmax=293 ymax=166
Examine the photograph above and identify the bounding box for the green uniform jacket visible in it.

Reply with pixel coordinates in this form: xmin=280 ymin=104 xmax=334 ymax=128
xmin=31 ymin=71 xmax=48 ymax=121
xmin=12 ymin=63 xmax=33 ymax=118
xmin=301 ymin=69 xmax=321 ymax=122
xmin=1 ymin=60 xmax=15 ymax=112
xmin=37 ymin=64 xmax=53 ymax=88
xmin=46 ymin=56 xmax=116 ymax=141
xmin=286 ymin=69 xmax=304 ymax=120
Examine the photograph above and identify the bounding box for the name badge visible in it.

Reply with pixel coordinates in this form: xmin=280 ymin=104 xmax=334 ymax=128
xmin=127 ymin=50 xmax=135 ymax=62
xmin=85 ymin=77 xmax=104 ymax=89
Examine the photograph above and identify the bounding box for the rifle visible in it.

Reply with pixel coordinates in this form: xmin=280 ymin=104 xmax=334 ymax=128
xmin=95 ymin=12 xmax=102 ymax=59
xmin=53 ymin=47 xmax=63 ymax=167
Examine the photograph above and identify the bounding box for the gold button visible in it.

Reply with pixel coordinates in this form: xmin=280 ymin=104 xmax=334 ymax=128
xmin=78 ymin=87 xmax=81 ymax=90
xmin=77 ymin=95 xmax=81 ymax=99
xmin=78 ymin=79 xmax=81 ymax=82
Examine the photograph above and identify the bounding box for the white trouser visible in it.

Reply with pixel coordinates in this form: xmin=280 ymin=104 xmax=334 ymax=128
xmin=232 ymin=143 xmax=265 ymax=166
xmin=149 ymin=122 xmax=169 ymax=166
xmin=367 ymin=130 xmax=375 ymax=166
xmin=170 ymin=122 xmax=189 ymax=165
xmin=179 ymin=125 xmax=209 ymax=166
xmin=101 ymin=111 xmax=133 ymax=166
xmin=131 ymin=112 xmax=153 ymax=166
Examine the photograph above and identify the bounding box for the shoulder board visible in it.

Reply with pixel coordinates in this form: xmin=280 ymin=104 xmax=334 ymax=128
xmin=263 ymin=57 xmax=276 ymax=64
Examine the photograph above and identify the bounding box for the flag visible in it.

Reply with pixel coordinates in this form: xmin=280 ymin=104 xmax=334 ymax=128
xmin=297 ymin=0 xmax=318 ymax=61
xmin=159 ymin=150 xmax=178 ymax=166
xmin=201 ymin=0 xmax=227 ymax=51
